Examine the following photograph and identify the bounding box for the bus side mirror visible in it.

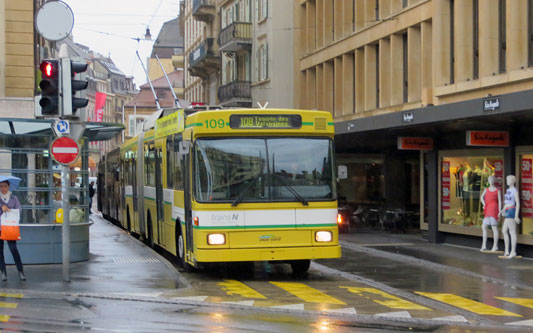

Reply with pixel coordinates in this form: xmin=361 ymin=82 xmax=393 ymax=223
xmin=338 ymin=165 xmax=348 ymax=180
xmin=179 ymin=140 xmax=190 ymax=154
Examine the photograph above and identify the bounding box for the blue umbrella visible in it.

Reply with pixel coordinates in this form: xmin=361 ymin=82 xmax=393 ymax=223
xmin=0 ymin=175 xmax=22 ymax=191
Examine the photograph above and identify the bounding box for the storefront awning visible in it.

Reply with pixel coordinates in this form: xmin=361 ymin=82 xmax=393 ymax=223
xmin=0 ymin=118 xmax=124 ymax=141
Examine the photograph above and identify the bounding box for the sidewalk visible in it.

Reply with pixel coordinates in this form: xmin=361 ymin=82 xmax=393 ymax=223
xmin=339 ymin=231 xmax=533 ymax=290
xmin=0 ymin=213 xmax=186 ymax=295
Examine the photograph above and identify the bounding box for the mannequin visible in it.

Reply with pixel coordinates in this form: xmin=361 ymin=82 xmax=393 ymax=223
xmin=480 ymin=176 xmax=501 ymax=252
xmin=500 ymin=175 xmax=520 ymax=258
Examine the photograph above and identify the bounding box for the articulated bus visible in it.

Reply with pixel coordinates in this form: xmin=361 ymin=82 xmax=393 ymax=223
xmin=101 ymin=108 xmax=340 ymax=274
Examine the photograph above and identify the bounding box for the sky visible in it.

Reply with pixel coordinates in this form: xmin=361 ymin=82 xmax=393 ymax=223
xmin=63 ymin=0 xmax=180 ymax=87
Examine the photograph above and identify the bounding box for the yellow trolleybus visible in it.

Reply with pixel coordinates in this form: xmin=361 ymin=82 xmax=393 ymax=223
xmin=119 ymin=108 xmax=340 ymax=274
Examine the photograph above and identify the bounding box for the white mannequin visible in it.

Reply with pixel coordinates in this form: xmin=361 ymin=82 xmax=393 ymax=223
xmin=480 ymin=176 xmax=501 ymax=252
xmin=500 ymin=175 xmax=520 ymax=258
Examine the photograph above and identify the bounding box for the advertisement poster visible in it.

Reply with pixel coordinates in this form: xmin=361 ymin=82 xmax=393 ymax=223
xmin=521 ymin=158 xmax=533 ymax=218
xmin=492 ymin=159 xmax=504 ymax=192
xmin=442 ymin=161 xmax=450 ymax=210
xmin=94 ymin=92 xmax=107 ymax=123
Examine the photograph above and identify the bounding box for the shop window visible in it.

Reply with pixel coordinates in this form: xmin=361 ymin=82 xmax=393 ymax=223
xmin=441 ymin=154 xmax=504 ymax=228
xmin=519 ymin=153 xmax=533 ymax=236
xmin=336 ymin=156 xmax=385 ymax=206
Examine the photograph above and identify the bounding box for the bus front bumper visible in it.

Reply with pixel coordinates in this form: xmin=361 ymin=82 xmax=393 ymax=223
xmin=194 ymin=245 xmax=341 ymax=263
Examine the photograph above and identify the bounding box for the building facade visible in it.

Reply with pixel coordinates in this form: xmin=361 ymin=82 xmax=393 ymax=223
xmin=182 ymin=0 xmax=294 ymax=108
xmin=295 ymin=0 xmax=533 ymax=253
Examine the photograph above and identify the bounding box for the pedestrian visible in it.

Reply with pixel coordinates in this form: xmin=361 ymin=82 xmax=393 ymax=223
xmin=0 ymin=177 xmax=25 ymax=281
xmin=89 ymin=181 xmax=95 ymax=214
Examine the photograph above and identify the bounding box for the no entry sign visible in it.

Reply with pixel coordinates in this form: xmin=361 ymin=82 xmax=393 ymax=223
xmin=50 ymin=136 xmax=79 ymax=165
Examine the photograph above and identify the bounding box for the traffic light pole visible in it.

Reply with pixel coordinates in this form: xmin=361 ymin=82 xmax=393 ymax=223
xmin=61 ymin=165 xmax=71 ymax=282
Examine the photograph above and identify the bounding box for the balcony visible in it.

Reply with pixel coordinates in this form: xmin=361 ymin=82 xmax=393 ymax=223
xmin=172 ymin=54 xmax=184 ymax=69
xmin=192 ymin=0 xmax=215 ymax=23
xmin=188 ymin=38 xmax=220 ymax=78
xmin=218 ymin=22 xmax=252 ymax=53
xmin=218 ymin=80 xmax=252 ymax=107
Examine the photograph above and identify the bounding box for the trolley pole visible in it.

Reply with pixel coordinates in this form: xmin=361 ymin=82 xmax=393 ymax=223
xmin=61 ymin=165 xmax=71 ymax=282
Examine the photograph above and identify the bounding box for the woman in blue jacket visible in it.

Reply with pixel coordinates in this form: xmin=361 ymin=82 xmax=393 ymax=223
xmin=0 ymin=180 xmax=25 ymax=281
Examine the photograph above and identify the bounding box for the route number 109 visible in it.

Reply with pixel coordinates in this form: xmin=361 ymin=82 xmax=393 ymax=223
xmin=204 ymin=119 xmax=225 ymax=129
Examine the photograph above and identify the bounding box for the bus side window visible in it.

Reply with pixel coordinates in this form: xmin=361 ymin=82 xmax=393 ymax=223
xmin=166 ymin=137 xmax=174 ymax=188
xmin=173 ymin=134 xmax=183 ymax=190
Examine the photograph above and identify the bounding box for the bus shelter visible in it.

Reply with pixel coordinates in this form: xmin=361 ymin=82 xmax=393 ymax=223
xmin=0 ymin=118 xmax=123 ymax=264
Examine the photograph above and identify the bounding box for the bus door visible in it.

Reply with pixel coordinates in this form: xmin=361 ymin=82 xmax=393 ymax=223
xmin=155 ymin=147 xmax=164 ymax=245
xmin=181 ymin=140 xmax=193 ymax=257
xmin=132 ymin=156 xmax=138 ymax=229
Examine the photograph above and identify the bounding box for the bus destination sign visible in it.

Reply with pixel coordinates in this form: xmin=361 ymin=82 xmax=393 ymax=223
xmin=230 ymin=115 xmax=302 ymax=129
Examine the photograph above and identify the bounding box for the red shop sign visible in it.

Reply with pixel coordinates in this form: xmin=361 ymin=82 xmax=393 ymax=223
xmin=397 ymin=137 xmax=433 ymax=150
xmin=466 ymin=131 xmax=509 ymax=147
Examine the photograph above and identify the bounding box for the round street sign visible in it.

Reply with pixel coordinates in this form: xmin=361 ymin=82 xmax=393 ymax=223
xmin=50 ymin=136 xmax=79 ymax=165
xmin=35 ymin=1 xmax=74 ymax=41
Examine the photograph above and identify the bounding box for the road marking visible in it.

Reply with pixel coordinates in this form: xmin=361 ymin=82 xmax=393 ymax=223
xmin=416 ymin=292 xmax=522 ymax=317
xmin=221 ymin=300 xmax=255 ymax=306
xmin=271 ymin=303 xmax=305 ymax=310
xmin=0 ymin=293 xmax=23 ymax=299
xmin=340 ymin=286 xmax=430 ymax=310
xmin=0 ymin=314 xmax=9 ymax=322
xmin=505 ymin=319 xmax=533 ymax=326
xmin=0 ymin=302 xmax=17 ymax=308
xmin=218 ymin=280 xmax=267 ymax=299
xmin=375 ymin=311 xmax=412 ymax=318
xmin=270 ymin=282 xmax=346 ymax=305
xmin=171 ymin=296 xmax=208 ymax=302
xmin=496 ymin=297 xmax=533 ymax=309
xmin=324 ymin=307 xmax=357 ymax=315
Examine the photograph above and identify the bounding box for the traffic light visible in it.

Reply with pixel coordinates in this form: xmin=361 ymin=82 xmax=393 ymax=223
xmin=62 ymin=59 xmax=89 ymax=118
xmin=38 ymin=60 xmax=61 ymax=116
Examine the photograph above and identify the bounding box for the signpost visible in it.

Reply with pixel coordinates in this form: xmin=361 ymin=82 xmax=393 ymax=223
xmin=50 ymin=136 xmax=79 ymax=165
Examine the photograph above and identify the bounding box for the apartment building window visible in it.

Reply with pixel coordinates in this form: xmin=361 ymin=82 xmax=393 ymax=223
xmin=257 ymin=43 xmax=269 ymax=81
xmin=473 ymin=0 xmax=479 ymax=79
xmin=498 ymin=0 xmax=506 ymax=73
xmin=402 ymin=0 xmax=408 ymax=8
xmin=375 ymin=1 xmax=379 ymax=21
xmin=403 ymin=33 xmax=408 ymax=103
xmin=529 ymin=0 xmax=533 ymax=67
xmin=450 ymin=0 xmax=455 ymax=84
xmin=256 ymin=0 xmax=268 ymax=21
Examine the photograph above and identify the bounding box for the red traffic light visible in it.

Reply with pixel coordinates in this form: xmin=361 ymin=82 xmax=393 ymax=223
xmin=39 ymin=60 xmax=58 ymax=78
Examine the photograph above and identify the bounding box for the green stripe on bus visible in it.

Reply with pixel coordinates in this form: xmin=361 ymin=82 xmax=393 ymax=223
xmin=302 ymin=122 xmax=313 ymax=126
xmin=185 ymin=123 xmax=203 ymax=128
xmin=163 ymin=201 xmax=172 ymax=205
xmin=125 ymin=194 xmax=133 ymax=198
xmin=193 ymin=223 xmax=337 ymax=230
xmin=328 ymin=122 xmax=334 ymax=126
xmin=144 ymin=136 xmax=154 ymax=140
xmin=144 ymin=197 xmax=156 ymax=201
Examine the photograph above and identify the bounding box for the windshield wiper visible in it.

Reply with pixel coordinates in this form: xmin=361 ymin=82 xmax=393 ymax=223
xmin=231 ymin=177 xmax=260 ymax=207
xmin=275 ymin=174 xmax=309 ymax=206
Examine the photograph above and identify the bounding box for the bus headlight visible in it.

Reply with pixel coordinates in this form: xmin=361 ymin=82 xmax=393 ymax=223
xmin=207 ymin=233 xmax=226 ymax=245
xmin=315 ymin=231 xmax=332 ymax=242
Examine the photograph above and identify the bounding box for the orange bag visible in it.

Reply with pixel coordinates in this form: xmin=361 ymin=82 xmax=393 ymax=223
xmin=0 ymin=209 xmax=20 ymax=241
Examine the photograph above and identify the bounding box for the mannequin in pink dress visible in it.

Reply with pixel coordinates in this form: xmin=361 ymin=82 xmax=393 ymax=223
xmin=480 ymin=176 xmax=501 ymax=252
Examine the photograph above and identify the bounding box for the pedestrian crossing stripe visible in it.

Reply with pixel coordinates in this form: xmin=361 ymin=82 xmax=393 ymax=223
xmin=218 ymin=279 xmax=267 ymax=299
xmin=270 ymin=282 xmax=346 ymax=305
xmin=0 ymin=314 xmax=9 ymax=322
xmin=0 ymin=302 xmax=17 ymax=308
xmin=416 ymin=292 xmax=522 ymax=317
xmin=340 ymin=287 xmax=430 ymax=310
xmin=0 ymin=293 xmax=22 ymax=299
xmin=496 ymin=297 xmax=533 ymax=309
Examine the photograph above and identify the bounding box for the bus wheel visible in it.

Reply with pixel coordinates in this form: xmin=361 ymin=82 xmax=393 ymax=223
xmin=147 ymin=215 xmax=154 ymax=247
xmin=290 ymin=260 xmax=310 ymax=277
xmin=177 ymin=233 xmax=192 ymax=272
xmin=126 ymin=209 xmax=131 ymax=232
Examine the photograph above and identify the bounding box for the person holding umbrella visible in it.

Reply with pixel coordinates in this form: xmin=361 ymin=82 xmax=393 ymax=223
xmin=0 ymin=175 xmax=25 ymax=281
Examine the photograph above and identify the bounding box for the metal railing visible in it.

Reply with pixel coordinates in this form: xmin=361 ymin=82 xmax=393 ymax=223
xmin=188 ymin=38 xmax=216 ymax=68
xmin=192 ymin=0 xmax=215 ymax=14
xmin=218 ymin=80 xmax=251 ymax=102
xmin=218 ymin=22 xmax=252 ymax=49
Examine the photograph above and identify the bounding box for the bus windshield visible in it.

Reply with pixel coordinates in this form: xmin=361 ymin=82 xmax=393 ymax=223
xmin=194 ymin=137 xmax=336 ymax=204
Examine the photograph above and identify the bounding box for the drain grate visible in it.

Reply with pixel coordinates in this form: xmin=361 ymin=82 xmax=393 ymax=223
xmin=113 ymin=257 xmax=160 ymax=264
